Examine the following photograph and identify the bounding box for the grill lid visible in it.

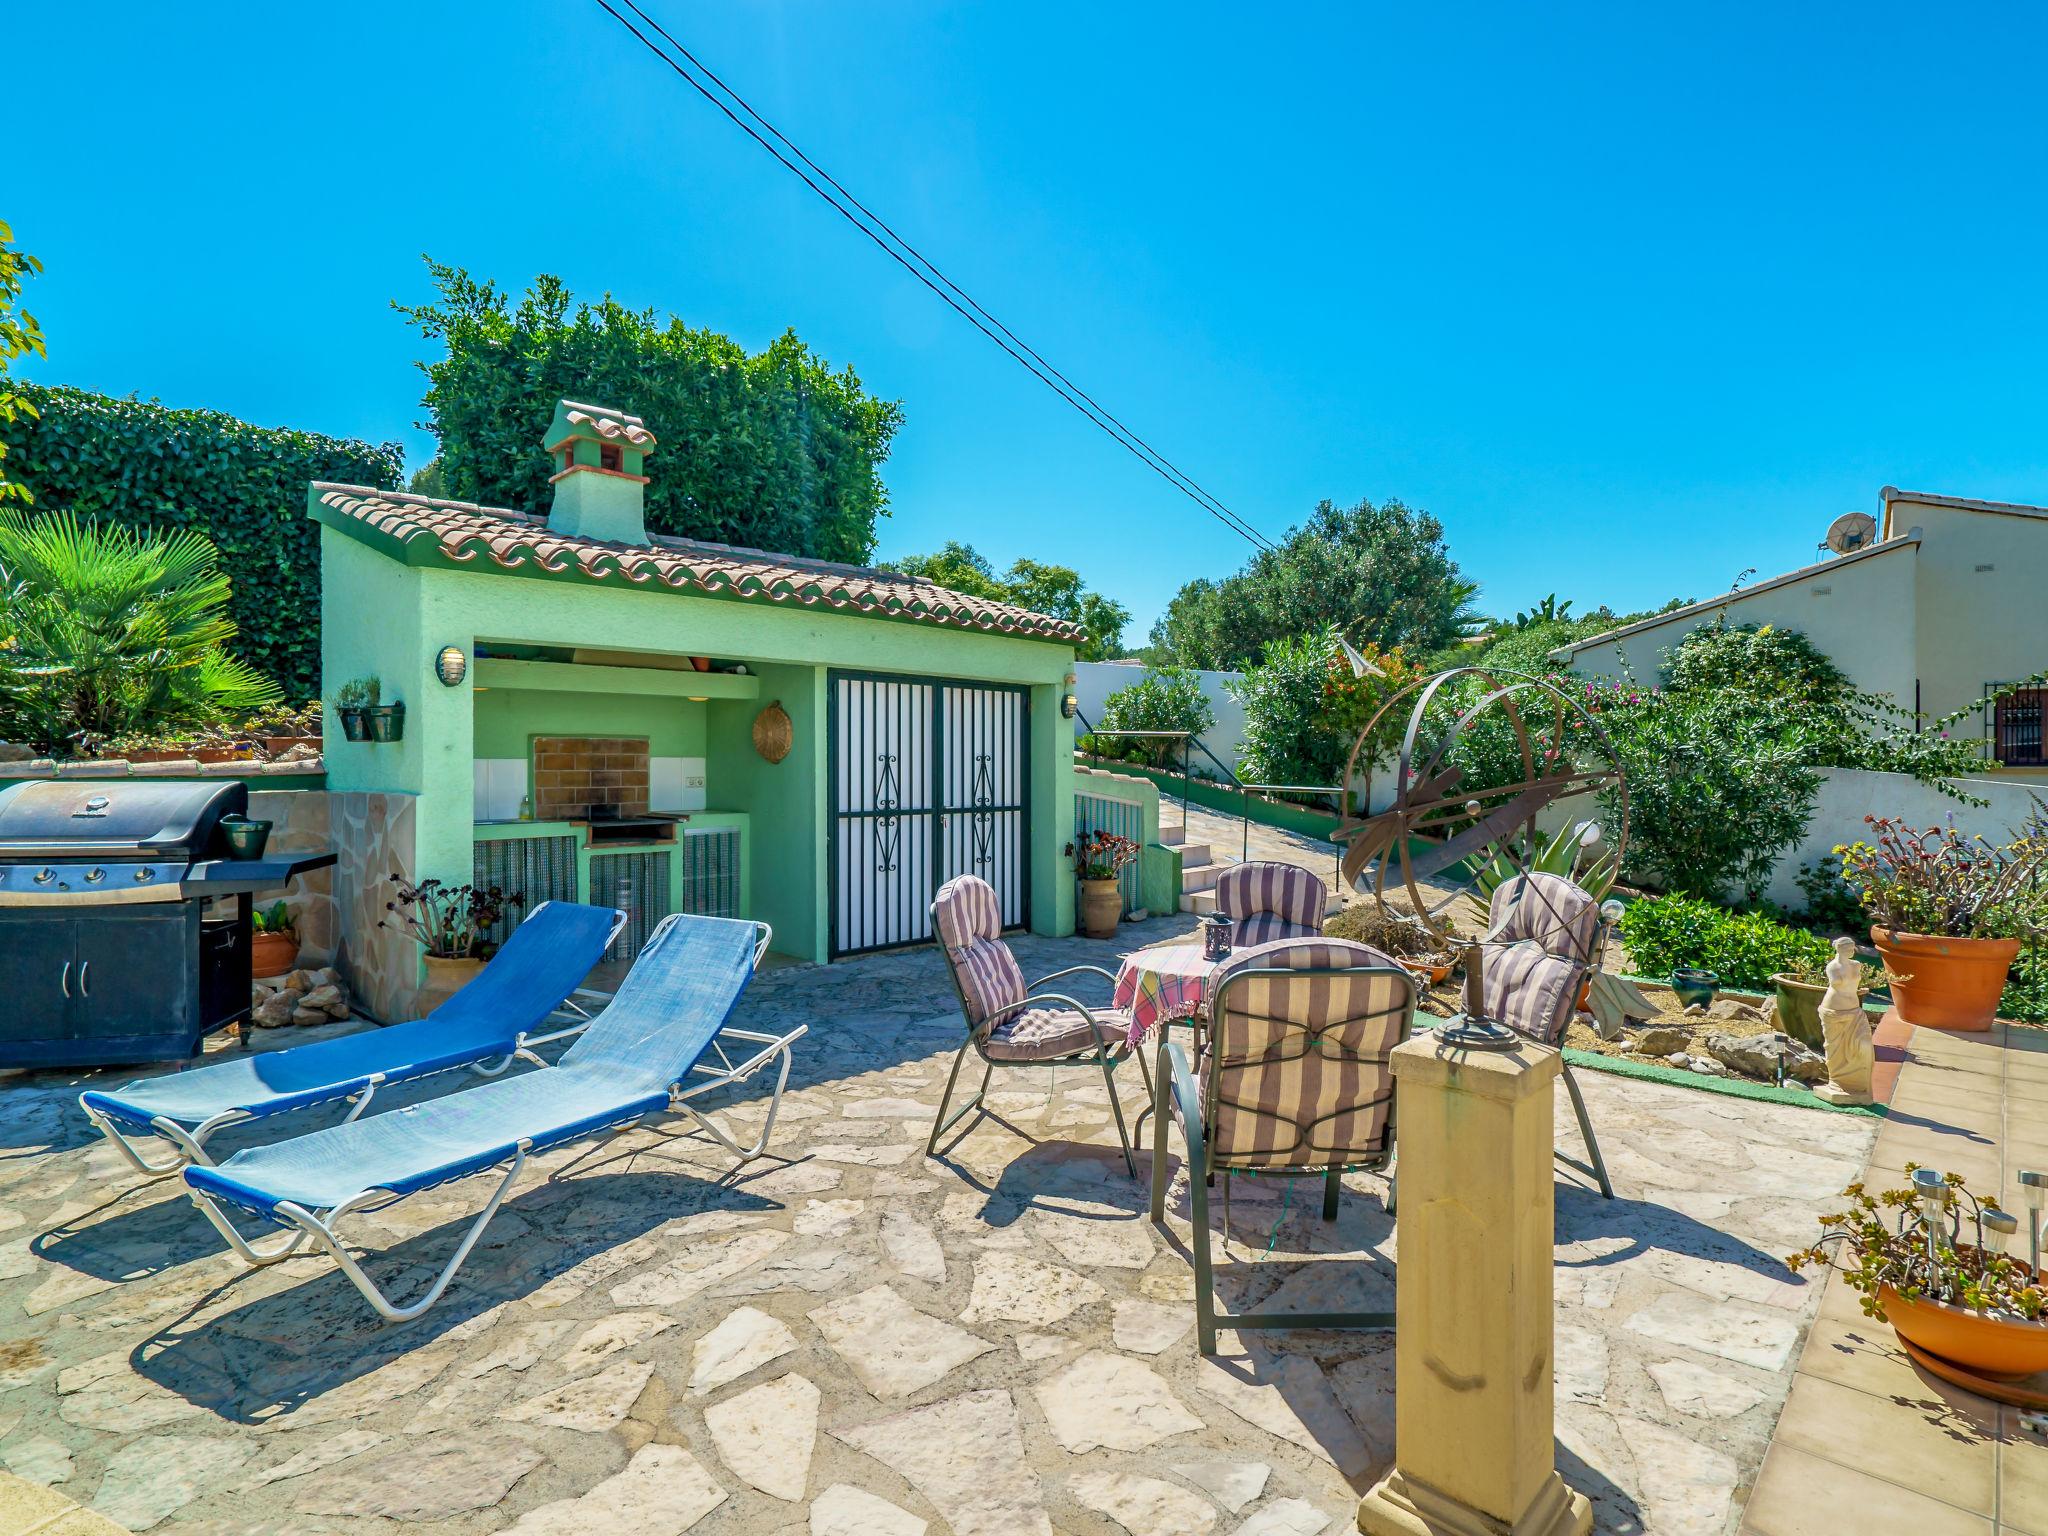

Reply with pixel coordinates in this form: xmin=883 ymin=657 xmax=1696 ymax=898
xmin=0 ymin=779 xmax=248 ymax=858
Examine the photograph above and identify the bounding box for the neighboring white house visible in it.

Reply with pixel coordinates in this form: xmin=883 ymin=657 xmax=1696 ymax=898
xmin=1073 ymin=659 xmax=1249 ymax=776
xmin=1553 ymin=487 xmax=2048 ymax=773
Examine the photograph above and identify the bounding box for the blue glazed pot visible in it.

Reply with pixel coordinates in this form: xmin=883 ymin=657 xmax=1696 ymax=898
xmin=1671 ymin=967 xmax=1720 ymax=1010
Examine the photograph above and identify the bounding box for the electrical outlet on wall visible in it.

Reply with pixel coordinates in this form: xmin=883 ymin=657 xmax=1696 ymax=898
xmin=651 ymin=756 xmax=708 ymax=812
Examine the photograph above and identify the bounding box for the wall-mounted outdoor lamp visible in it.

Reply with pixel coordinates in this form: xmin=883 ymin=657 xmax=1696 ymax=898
xmin=1061 ymin=694 xmax=1079 ymax=719
xmin=436 ymin=646 xmax=468 ymax=687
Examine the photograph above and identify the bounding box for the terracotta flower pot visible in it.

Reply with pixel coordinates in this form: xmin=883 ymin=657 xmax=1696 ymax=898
xmin=1882 ymin=1274 xmax=2048 ymax=1380
xmin=416 ymin=954 xmax=484 ymax=1017
xmin=1079 ymin=877 xmax=1122 ymax=939
xmin=1871 ymin=928 xmax=2019 ymax=1032
xmin=250 ymin=930 xmax=299 ymax=979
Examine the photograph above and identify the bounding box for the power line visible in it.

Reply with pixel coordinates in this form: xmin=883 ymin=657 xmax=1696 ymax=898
xmin=591 ymin=0 xmax=1275 ymax=552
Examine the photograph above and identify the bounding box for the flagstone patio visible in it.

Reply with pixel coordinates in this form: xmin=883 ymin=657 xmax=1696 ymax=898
xmin=0 ymin=915 xmax=1876 ymax=1534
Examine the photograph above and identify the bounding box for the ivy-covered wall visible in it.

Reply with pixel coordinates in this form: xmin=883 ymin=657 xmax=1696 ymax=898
xmin=0 ymin=383 xmax=402 ymax=698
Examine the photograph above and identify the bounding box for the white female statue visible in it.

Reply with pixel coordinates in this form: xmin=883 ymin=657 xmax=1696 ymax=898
xmin=1816 ymin=935 xmax=1875 ymax=1106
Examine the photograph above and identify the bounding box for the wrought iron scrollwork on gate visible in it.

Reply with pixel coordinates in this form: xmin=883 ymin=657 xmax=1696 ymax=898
xmin=873 ymin=751 xmax=901 ymax=873
xmin=967 ymin=752 xmax=996 ymax=869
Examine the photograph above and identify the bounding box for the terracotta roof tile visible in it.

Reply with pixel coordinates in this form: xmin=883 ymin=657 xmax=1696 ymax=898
xmin=310 ymin=484 xmax=1086 ymax=644
xmin=551 ymin=402 xmax=658 ymax=451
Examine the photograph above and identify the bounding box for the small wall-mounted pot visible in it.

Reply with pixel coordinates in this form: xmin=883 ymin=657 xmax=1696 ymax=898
xmin=337 ymin=708 xmax=372 ymax=742
xmin=365 ymin=703 xmax=406 ymax=743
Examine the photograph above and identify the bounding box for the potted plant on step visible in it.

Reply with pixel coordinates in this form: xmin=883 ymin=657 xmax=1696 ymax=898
xmin=1790 ymin=1167 xmax=2048 ymax=1383
xmin=250 ymin=901 xmax=299 ymax=978
xmin=380 ymin=874 xmax=521 ymax=1015
xmin=1837 ymin=817 xmax=2046 ymax=1031
xmin=1072 ymin=830 xmax=1140 ymax=939
xmin=334 ymin=676 xmax=379 ymax=742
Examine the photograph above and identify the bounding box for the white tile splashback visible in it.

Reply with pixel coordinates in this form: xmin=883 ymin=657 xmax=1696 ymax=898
xmin=650 ymin=756 xmax=707 ymax=812
xmin=474 ymin=758 xmax=527 ymax=821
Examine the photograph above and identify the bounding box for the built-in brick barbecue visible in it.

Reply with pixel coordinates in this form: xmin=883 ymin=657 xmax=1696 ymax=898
xmin=0 ymin=780 xmax=335 ymax=1068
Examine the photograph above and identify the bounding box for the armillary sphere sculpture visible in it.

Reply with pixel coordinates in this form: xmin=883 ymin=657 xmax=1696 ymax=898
xmin=1331 ymin=664 xmax=1631 ymax=1046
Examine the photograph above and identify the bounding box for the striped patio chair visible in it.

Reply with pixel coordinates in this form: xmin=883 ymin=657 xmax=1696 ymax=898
xmin=927 ymin=874 xmax=1150 ymax=1174
xmin=1148 ymin=935 xmax=1415 ymax=1354
xmin=1213 ymin=860 xmax=1327 ymax=947
xmin=1479 ymin=871 xmax=1613 ymax=1199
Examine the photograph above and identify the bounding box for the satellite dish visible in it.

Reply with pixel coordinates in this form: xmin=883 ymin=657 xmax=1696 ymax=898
xmin=1824 ymin=512 xmax=1877 ymax=554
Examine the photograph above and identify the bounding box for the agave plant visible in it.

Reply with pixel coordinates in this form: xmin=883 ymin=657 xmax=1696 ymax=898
xmin=1468 ymin=818 xmax=1620 ymax=911
xmin=0 ymin=510 xmax=279 ymax=753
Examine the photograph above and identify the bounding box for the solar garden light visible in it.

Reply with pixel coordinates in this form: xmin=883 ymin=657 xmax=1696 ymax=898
xmin=1983 ymin=1208 xmax=2020 ymax=1261
xmin=1913 ymin=1167 xmax=1949 ymax=1284
xmin=2020 ymin=1169 xmax=2048 ymax=1275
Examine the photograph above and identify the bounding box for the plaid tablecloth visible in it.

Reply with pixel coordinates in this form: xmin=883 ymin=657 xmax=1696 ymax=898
xmin=1111 ymin=942 xmax=1219 ymax=1045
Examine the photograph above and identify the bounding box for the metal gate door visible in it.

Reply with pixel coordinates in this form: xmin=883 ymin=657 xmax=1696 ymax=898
xmin=829 ymin=672 xmax=1029 ymax=957
xmin=938 ymin=682 xmax=1028 ymax=920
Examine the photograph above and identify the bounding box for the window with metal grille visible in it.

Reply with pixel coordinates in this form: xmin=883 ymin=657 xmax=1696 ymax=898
xmin=472 ymin=834 xmax=580 ymax=947
xmin=1987 ymin=681 xmax=2048 ymax=767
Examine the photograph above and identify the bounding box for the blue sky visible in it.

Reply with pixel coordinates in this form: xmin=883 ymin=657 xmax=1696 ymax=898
xmin=11 ymin=4 xmax=2046 ymax=644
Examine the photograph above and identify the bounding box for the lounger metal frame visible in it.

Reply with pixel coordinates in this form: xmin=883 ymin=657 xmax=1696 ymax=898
xmin=184 ymin=922 xmax=802 ymax=1323
xmin=78 ymin=906 xmax=629 ymax=1178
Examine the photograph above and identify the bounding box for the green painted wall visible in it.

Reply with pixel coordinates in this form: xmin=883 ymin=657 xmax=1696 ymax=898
xmin=706 ymin=662 xmax=825 ymax=963
xmin=473 ymin=689 xmax=707 ymax=760
xmin=319 ymin=506 xmax=1076 ymax=962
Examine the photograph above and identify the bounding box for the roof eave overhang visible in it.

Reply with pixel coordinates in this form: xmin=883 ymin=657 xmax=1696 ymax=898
xmin=311 ymin=499 xmax=1083 ymax=647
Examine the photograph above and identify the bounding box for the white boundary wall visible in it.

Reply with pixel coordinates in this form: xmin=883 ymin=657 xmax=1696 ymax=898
xmin=1075 ymin=661 xmax=1249 ymax=776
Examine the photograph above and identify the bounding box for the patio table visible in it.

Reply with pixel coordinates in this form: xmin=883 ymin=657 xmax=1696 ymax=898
xmin=1111 ymin=942 xmax=1221 ymax=1047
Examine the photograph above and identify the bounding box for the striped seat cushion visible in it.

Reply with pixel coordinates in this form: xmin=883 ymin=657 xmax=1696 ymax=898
xmin=1214 ymin=862 xmax=1326 ymax=942
xmin=1231 ymin=914 xmax=1321 ymax=948
xmin=983 ymin=1007 xmax=1130 ymax=1062
xmin=1197 ymin=937 xmax=1411 ymax=1169
xmin=1480 ymin=942 xmax=1581 ymax=1046
xmin=1486 ymin=872 xmax=1597 ymax=966
xmin=933 ymin=873 xmax=1026 ymax=1029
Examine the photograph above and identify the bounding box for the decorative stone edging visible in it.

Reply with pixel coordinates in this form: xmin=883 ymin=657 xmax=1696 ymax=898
xmin=0 ymin=756 xmax=324 ymax=781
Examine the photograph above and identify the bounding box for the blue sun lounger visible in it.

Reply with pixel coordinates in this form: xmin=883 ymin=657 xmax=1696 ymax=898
xmin=181 ymin=913 xmax=801 ymax=1321
xmin=79 ymin=900 xmax=626 ymax=1176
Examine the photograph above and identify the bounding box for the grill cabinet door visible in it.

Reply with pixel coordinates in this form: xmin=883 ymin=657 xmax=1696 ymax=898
xmin=72 ymin=908 xmax=198 ymax=1052
xmin=0 ymin=912 xmax=80 ymax=1061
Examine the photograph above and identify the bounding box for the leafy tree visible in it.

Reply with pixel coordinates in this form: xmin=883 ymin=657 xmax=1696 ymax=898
xmin=1232 ymin=630 xmax=1423 ymax=797
xmin=0 ymin=511 xmax=279 ymax=754
xmin=888 ymin=540 xmax=1129 ymax=661
xmin=397 ymin=261 xmax=903 ymax=564
xmin=1090 ymin=666 xmax=1216 ymax=767
xmin=0 ymin=221 xmax=44 ymax=507
xmin=1149 ymin=496 xmax=1477 ymax=669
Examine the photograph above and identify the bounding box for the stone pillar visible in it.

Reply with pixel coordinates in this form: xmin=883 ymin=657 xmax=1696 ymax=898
xmin=1357 ymin=1036 xmax=1591 ymax=1536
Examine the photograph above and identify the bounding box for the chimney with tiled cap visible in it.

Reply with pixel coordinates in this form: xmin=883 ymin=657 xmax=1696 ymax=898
xmin=544 ymin=399 xmax=657 ymax=545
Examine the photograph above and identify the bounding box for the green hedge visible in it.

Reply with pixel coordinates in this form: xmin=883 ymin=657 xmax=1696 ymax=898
xmin=0 ymin=384 xmax=402 ymax=698
xmin=1616 ymin=894 xmax=1833 ymax=991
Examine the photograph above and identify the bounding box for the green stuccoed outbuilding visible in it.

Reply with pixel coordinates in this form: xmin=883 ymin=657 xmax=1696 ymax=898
xmin=313 ymin=397 xmax=1084 ymax=984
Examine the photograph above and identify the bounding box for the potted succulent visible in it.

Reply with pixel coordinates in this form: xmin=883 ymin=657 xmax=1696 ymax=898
xmin=334 ymin=677 xmax=379 ymax=742
xmin=250 ymin=901 xmax=299 ymax=978
xmin=1071 ymin=830 xmax=1140 ymax=940
xmin=1837 ymin=817 xmax=2045 ymax=1031
xmin=1789 ymin=1167 xmax=2048 ymax=1380
xmin=380 ymin=874 xmax=521 ymax=1015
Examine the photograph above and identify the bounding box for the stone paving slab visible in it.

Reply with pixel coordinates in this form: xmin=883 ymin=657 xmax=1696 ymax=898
xmin=0 ymin=915 xmax=1872 ymax=1533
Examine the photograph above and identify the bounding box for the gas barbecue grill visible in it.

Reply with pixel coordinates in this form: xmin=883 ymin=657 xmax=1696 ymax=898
xmin=0 ymin=779 xmax=336 ymax=1068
